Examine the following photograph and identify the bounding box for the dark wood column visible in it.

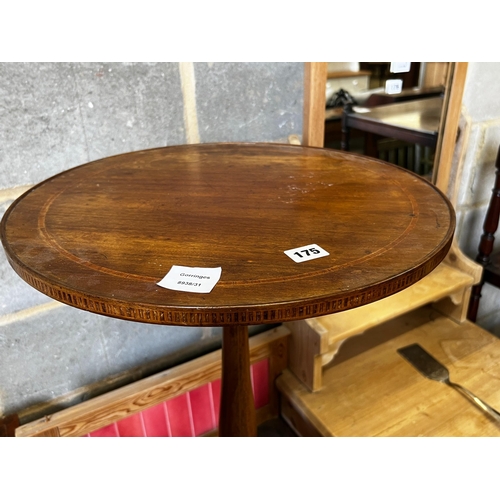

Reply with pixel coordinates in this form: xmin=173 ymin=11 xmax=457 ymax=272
xmin=219 ymin=325 xmax=256 ymax=437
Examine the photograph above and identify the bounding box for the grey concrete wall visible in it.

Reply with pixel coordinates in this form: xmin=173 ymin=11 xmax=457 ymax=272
xmin=453 ymin=62 xmax=500 ymax=335
xmin=0 ymin=62 xmax=304 ymax=419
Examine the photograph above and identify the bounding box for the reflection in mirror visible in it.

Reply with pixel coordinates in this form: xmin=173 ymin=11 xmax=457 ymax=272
xmin=324 ymin=62 xmax=449 ymax=181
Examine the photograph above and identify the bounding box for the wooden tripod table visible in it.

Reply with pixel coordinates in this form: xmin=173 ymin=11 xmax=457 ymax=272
xmin=0 ymin=143 xmax=455 ymax=436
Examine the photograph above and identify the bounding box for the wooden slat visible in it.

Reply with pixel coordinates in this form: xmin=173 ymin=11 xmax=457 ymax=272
xmin=32 ymin=427 xmax=61 ymax=437
xmin=16 ymin=325 xmax=290 ymax=437
xmin=429 ymin=63 xmax=482 ymax=312
xmin=302 ymin=62 xmax=327 ymax=147
xmin=317 ymin=262 xmax=473 ymax=349
xmin=433 ymin=62 xmax=468 ymax=197
xmin=278 ymin=306 xmax=500 ymax=436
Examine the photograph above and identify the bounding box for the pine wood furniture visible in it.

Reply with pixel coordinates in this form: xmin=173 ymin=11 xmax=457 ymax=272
xmin=1 ymin=142 xmax=454 ymax=436
xmin=278 ymin=305 xmax=500 ymax=436
xmin=285 ymin=260 xmax=477 ymax=392
xmin=468 ymin=145 xmax=500 ymax=321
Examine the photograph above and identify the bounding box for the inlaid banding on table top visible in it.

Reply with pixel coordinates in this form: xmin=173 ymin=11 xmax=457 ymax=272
xmin=1 ymin=143 xmax=455 ymax=326
xmin=34 ymin=160 xmax=424 ymax=287
xmin=37 ymin=214 xmax=422 ymax=287
xmin=9 ymin=248 xmax=448 ymax=326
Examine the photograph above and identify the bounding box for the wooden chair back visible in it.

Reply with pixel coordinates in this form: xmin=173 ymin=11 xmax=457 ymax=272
xmin=468 ymin=145 xmax=500 ymax=321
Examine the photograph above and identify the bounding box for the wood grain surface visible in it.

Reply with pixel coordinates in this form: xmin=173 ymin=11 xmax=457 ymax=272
xmin=343 ymin=97 xmax=442 ymax=150
xmin=1 ymin=142 xmax=455 ymax=326
xmin=355 ymin=97 xmax=442 ymax=135
xmin=278 ymin=306 xmax=500 ymax=437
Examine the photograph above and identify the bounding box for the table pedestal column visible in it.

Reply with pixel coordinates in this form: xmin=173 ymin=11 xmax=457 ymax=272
xmin=219 ymin=325 xmax=257 ymax=437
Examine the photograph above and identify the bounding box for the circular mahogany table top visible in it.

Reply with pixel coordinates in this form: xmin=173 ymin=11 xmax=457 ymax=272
xmin=1 ymin=143 xmax=455 ymax=327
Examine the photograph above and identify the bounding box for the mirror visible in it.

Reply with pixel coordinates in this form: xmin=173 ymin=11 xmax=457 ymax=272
xmin=322 ymin=62 xmax=450 ymax=180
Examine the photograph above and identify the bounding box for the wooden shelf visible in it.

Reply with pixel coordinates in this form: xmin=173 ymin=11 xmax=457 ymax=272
xmin=286 ymin=261 xmax=476 ymax=391
xmin=278 ymin=306 xmax=500 ymax=436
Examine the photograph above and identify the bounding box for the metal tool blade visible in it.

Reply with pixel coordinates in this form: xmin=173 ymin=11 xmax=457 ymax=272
xmin=398 ymin=343 xmax=500 ymax=423
xmin=397 ymin=343 xmax=449 ymax=383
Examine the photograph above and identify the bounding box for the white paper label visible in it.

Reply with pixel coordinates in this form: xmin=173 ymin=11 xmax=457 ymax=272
xmin=385 ymin=79 xmax=403 ymax=95
xmin=157 ymin=265 xmax=222 ymax=293
xmin=284 ymin=244 xmax=329 ymax=263
xmin=390 ymin=62 xmax=411 ymax=73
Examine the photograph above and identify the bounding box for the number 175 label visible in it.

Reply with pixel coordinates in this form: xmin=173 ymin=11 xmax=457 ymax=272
xmin=284 ymin=244 xmax=329 ymax=263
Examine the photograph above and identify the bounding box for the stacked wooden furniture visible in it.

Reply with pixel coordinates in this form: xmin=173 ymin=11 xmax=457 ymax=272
xmin=283 ymin=247 xmax=480 ymax=394
xmin=277 ymin=62 xmax=500 ymax=437
xmin=278 ymin=305 xmax=500 ymax=436
xmin=277 ymin=242 xmax=500 ymax=437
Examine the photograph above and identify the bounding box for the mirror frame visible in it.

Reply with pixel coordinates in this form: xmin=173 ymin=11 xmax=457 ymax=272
xmin=302 ymin=62 xmax=480 ymax=284
xmin=302 ymin=62 xmax=468 ymax=201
